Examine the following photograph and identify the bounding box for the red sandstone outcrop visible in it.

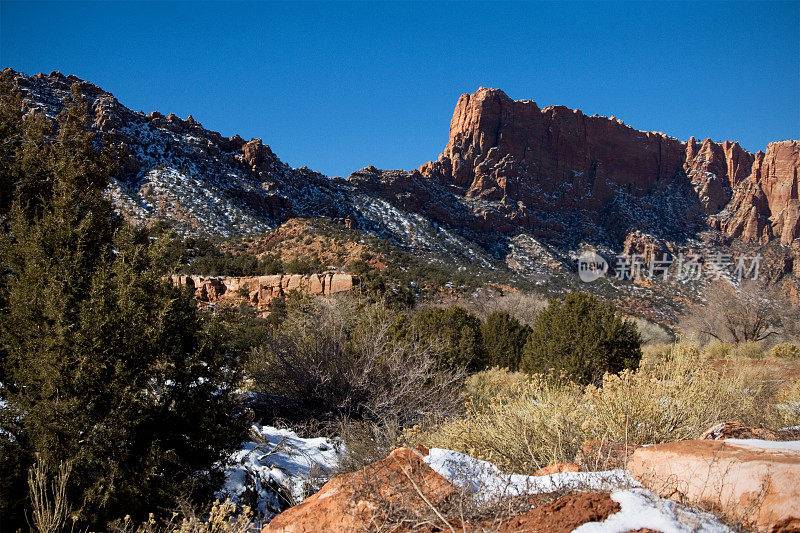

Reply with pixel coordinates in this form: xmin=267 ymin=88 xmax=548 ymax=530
xmin=627 ymin=440 xmax=800 ymax=532
xmin=172 ymin=273 xmax=356 ymax=310
xmin=264 ymin=447 xmax=622 ymax=533
xmin=263 ymin=446 xmax=454 ymax=532
xmin=421 ymin=87 xmax=799 ymax=244
xmin=420 ymin=88 xmax=689 ymax=218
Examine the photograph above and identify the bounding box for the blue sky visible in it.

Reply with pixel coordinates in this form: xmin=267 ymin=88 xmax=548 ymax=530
xmin=1 ymin=1 xmax=798 ymax=177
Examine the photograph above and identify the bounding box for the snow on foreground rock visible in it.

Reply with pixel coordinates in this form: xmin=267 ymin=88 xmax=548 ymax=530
xmin=230 ymin=430 xmax=735 ymax=531
xmin=425 ymin=448 xmax=734 ymax=533
xmin=218 ymin=425 xmax=345 ymax=517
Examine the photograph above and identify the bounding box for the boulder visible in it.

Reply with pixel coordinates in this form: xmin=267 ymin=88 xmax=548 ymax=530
xmin=262 ymin=446 xmax=454 ymax=532
xmin=627 ymin=439 xmax=800 ymax=532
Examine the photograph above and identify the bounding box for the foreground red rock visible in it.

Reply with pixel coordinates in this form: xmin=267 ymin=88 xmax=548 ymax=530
xmin=490 ymin=492 xmax=620 ymax=533
xmin=262 ymin=446 xmax=454 ymax=532
xmin=627 ymin=440 xmax=800 ymax=532
xmin=263 ymin=449 xmax=624 ymax=533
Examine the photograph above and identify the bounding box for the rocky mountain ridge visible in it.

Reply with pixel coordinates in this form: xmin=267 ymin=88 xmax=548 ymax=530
xmin=419 ymin=87 xmax=799 ymax=245
xmin=4 ymin=68 xmax=799 ymax=313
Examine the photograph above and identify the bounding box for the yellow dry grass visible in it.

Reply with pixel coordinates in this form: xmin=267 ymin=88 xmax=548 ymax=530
xmin=409 ymin=341 xmax=800 ymax=474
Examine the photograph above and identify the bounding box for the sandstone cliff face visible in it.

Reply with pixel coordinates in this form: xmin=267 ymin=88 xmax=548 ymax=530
xmin=710 ymin=141 xmax=800 ymax=245
xmin=420 ymin=88 xmax=689 ymax=216
xmin=420 ymin=87 xmax=799 ymax=245
xmin=171 ymin=273 xmax=356 ymax=310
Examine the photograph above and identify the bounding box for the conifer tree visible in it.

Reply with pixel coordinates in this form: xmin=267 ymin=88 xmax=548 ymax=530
xmin=520 ymin=292 xmax=641 ymax=384
xmin=406 ymin=306 xmax=486 ymax=370
xmin=0 ymin=79 xmax=248 ymax=528
xmin=481 ymin=311 xmax=531 ymax=371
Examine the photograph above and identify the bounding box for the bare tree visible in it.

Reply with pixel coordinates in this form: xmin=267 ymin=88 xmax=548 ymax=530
xmin=682 ymin=280 xmax=799 ymax=343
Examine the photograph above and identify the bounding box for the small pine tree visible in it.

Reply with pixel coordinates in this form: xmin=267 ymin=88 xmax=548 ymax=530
xmin=481 ymin=311 xmax=532 ymax=371
xmin=406 ymin=306 xmax=486 ymax=370
xmin=520 ymin=292 xmax=641 ymax=384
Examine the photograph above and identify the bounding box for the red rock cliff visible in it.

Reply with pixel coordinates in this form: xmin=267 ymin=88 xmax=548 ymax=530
xmin=420 ymin=87 xmax=799 ymax=244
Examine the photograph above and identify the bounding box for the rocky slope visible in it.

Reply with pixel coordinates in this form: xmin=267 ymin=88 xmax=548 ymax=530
xmin=6 ymin=69 xmax=352 ymax=237
xmin=4 ymin=69 xmax=799 ymax=313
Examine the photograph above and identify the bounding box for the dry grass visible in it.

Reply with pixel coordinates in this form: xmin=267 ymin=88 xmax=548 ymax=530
xmin=27 ymin=459 xmax=73 ymax=533
xmin=466 ymin=292 xmax=546 ymax=327
xmin=110 ymin=500 xmax=260 ymax=533
xmin=410 ymin=341 xmax=800 ymax=474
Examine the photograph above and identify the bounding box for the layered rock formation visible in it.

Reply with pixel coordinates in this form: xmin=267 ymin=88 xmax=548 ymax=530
xmin=171 ymin=273 xmax=356 ymax=310
xmin=420 ymin=87 xmax=799 ymax=245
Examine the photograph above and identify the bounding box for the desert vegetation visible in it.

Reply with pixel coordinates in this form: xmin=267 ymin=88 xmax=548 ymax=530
xmin=2 ymin=72 xmax=800 ymax=533
xmin=407 ymin=340 xmax=800 ymax=474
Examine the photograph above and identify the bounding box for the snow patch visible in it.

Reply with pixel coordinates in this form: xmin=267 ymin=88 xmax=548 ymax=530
xmin=724 ymin=439 xmax=800 ymax=453
xmin=424 ymin=448 xmax=635 ymax=500
xmin=574 ymin=488 xmax=734 ymax=533
xmin=219 ymin=425 xmax=344 ymax=517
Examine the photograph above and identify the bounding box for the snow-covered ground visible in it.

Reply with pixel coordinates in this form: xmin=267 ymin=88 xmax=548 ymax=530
xmin=425 ymin=448 xmax=635 ymax=500
xmin=218 ymin=425 xmax=344 ymax=517
xmin=425 ymin=448 xmax=734 ymax=533
xmin=223 ymin=430 xmax=738 ymax=531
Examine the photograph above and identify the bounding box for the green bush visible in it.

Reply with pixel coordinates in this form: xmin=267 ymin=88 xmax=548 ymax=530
xmin=520 ymin=292 xmax=641 ymax=384
xmin=481 ymin=311 xmax=531 ymax=370
xmin=405 ymin=306 xmax=487 ymax=370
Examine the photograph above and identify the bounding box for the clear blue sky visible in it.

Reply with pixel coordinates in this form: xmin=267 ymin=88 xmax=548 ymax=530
xmin=1 ymin=1 xmax=798 ymax=177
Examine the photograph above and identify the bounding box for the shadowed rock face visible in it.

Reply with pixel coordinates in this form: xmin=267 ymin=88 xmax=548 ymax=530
xmin=420 ymin=87 xmax=799 ymax=245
